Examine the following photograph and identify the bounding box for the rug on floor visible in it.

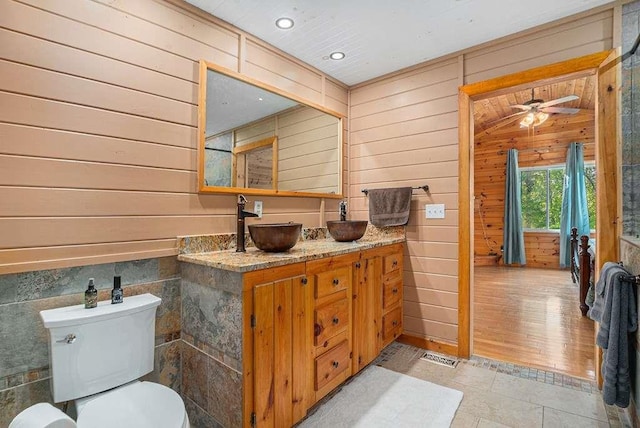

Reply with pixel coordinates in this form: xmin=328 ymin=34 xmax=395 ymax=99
xmin=298 ymin=365 xmax=463 ymax=427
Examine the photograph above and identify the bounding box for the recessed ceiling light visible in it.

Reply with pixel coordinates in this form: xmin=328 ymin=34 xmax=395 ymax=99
xmin=329 ymin=52 xmax=345 ymax=60
xmin=275 ymin=17 xmax=294 ymax=29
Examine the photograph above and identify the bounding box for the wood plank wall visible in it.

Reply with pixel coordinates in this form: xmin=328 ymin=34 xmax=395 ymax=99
xmin=0 ymin=0 xmax=348 ymax=274
xmin=349 ymin=8 xmax=612 ymax=345
xmin=474 ymin=111 xmax=596 ymax=269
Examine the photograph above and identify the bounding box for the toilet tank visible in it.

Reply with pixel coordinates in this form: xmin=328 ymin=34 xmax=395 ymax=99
xmin=40 ymin=293 xmax=161 ymax=403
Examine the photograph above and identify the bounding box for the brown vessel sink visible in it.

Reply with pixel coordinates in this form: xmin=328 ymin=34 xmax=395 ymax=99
xmin=248 ymin=222 xmax=302 ymax=252
xmin=326 ymin=220 xmax=368 ymax=242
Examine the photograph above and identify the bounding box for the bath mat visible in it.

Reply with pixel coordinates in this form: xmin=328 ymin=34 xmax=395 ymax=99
xmin=298 ymin=365 xmax=463 ymax=427
xmin=420 ymin=351 xmax=460 ymax=368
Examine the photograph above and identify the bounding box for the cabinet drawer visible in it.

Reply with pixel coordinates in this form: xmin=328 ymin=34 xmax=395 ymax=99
xmin=383 ymin=276 xmax=402 ymax=310
xmin=382 ymin=306 xmax=402 ymax=341
xmin=314 ymin=298 xmax=349 ymax=346
xmin=383 ymin=253 xmax=402 ymax=275
xmin=315 ymin=266 xmax=350 ymax=299
xmin=315 ymin=340 xmax=350 ymax=391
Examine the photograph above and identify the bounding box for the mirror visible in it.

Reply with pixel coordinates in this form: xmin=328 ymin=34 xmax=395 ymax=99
xmin=198 ymin=60 xmax=343 ymax=198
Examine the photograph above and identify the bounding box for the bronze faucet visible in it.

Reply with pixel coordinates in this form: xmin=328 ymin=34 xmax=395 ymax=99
xmin=237 ymin=194 xmax=259 ymax=252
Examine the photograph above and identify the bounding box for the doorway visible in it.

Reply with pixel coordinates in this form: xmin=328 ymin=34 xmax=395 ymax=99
xmin=471 ymin=77 xmax=597 ymax=378
xmin=457 ymin=50 xmax=621 ymax=385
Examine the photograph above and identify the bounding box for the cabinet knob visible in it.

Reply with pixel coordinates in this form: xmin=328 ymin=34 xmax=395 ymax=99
xmin=332 ymin=361 xmax=339 ymax=369
xmin=392 ymin=320 xmax=398 ymax=327
xmin=355 ymin=262 xmax=361 ymax=268
xmin=392 ymin=288 xmax=398 ymax=294
xmin=392 ymin=260 xmax=398 ymax=267
xmin=332 ymin=278 xmax=339 ymax=286
xmin=332 ymin=316 xmax=339 ymax=325
xmin=301 ymin=277 xmax=308 ymax=285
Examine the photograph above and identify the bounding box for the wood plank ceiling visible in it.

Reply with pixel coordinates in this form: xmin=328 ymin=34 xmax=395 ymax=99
xmin=473 ymin=75 xmax=596 ymax=134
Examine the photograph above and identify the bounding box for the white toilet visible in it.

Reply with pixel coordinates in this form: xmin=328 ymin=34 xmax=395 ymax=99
xmin=10 ymin=293 xmax=189 ymax=428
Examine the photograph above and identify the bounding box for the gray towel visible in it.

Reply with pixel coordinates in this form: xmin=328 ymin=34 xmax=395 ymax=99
xmin=590 ymin=262 xmax=638 ymax=407
xmin=367 ymin=187 xmax=412 ymax=227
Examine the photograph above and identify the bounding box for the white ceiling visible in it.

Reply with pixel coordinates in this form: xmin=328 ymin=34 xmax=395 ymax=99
xmin=185 ymin=0 xmax=612 ymax=86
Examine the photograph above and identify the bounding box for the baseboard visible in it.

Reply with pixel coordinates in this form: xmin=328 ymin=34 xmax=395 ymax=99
xmin=397 ymin=334 xmax=458 ymax=357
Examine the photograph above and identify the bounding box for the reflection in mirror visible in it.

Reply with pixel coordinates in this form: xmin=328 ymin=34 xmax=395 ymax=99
xmin=198 ymin=61 xmax=343 ymax=197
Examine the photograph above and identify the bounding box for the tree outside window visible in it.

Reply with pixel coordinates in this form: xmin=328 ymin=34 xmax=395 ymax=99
xmin=520 ymin=164 xmax=596 ymax=231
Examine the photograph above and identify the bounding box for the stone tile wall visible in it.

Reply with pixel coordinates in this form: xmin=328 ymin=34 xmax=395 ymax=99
xmin=623 ymin=1 xmax=640 ymax=238
xmin=180 ymin=262 xmax=243 ymax=427
xmin=0 ymin=256 xmax=182 ymax=427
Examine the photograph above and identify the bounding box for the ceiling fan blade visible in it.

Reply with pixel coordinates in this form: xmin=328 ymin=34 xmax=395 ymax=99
xmin=538 ymin=95 xmax=579 ymax=108
xmin=483 ymin=111 xmax=527 ymax=127
xmin=540 ymin=107 xmax=581 ymax=114
xmin=510 ymin=104 xmax=532 ymax=111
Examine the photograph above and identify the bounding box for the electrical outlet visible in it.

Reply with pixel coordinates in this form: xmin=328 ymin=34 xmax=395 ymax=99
xmin=254 ymin=201 xmax=263 ymax=218
xmin=425 ymin=204 xmax=445 ymax=219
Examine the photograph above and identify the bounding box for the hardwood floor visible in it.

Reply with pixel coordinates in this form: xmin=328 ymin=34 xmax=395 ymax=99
xmin=473 ymin=266 xmax=596 ymax=380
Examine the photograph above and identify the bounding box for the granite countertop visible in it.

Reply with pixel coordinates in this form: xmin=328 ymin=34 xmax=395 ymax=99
xmin=178 ymin=235 xmax=404 ymax=273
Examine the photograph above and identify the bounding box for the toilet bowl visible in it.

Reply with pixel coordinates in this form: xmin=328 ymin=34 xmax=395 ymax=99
xmin=9 ymin=294 xmax=189 ymax=428
xmin=75 ymin=381 xmax=188 ymax=428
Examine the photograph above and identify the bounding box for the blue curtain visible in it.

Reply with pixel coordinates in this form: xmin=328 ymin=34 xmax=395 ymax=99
xmin=503 ymin=149 xmax=526 ymax=265
xmin=559 ymin=142 xmax=590 ymax=268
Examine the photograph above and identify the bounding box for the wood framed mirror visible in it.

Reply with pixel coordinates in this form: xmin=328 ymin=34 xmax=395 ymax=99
xmin=198 ymin=60 xmax=344 ymax=198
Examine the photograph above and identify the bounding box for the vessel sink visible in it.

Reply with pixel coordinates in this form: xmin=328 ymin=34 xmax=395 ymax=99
xmin=248 ymin=222 xmax=302 ymax=252
xmin=326 ymin=220 xmax=368 ymax=242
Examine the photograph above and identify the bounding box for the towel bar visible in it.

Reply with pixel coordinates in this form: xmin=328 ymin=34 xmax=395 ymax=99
xmin=361 ymin=185 xmax=429 ymax=196
xmin=617 ymin=262 xmax=640 ymax=285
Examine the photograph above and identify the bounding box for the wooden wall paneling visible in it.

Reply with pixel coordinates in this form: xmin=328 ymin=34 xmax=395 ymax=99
xmin=0 ymin=28 xmax=197 ymax=103
xmin=465 ymin=11 xmax=613 ymax=84
xmin=0 ymin=60 xmax=196 ymax=126
xmin=1 ymin=92 xmax=196 ymax=148
xmin=0 ymin=1 xmax=201 ymax=81
xmin=350 ymin=112 xmax=459 ymax=146
xmin=0 ymin=155 xmax=196 ymax=193
xmin=19 ymin=0 xmax=238 ymax=72
xmin=1 ymin=0 xmax=348 ymax=272
xmin=0 ymin=124 xmax=194 ymax=170
xmin=0 ymin=240 xmax=178 ymax=275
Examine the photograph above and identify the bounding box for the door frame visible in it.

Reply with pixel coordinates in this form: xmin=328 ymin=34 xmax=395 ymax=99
xmin=457 ymin=50 xmax=621 ymax=382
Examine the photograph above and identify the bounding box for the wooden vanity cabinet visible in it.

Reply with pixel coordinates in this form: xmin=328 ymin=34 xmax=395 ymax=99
xmin=243 ymin=262 xmax=313 ymax=428
xmin=380 ymin=244 xmax=404 ymax=347
xmin=242 ymin=243 xmax=404 ymax=427
xmin=306 ymin=252 xmax=357 ymax=403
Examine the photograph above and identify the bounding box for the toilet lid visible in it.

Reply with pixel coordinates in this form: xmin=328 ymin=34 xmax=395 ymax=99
xmin=77 ymin=381 xmax=186 ymax=428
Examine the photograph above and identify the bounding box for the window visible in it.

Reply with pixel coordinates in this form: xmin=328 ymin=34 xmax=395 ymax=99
xmin=520 ymin=164 xmax=596 ymax=231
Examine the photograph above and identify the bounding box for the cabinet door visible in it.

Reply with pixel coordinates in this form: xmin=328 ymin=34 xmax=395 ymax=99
xmin=352 ymin=254 xmax=382 ymax=374
xmin=252 ymin=275 xmax=311 ymax=427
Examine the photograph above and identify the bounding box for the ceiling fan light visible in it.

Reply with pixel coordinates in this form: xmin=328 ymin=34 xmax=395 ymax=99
xmin=532 ymin=112 xmax=549 ymax=127
xmin=520 ymin=112 xmax=535 ymax=128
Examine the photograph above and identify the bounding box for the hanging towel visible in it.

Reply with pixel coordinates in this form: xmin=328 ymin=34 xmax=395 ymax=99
xmin=367 ymin=187 xmax=413 ymax=227
xmin=589 ymin=262 xmax=638 ymax=407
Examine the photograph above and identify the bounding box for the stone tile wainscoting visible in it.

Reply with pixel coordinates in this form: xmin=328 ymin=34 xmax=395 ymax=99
xmin=0 ymin=257 xmax=182 ymax=427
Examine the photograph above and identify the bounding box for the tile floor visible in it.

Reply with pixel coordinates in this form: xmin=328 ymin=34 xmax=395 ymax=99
xmin=371 ymin=342 xmax=630 ymax=428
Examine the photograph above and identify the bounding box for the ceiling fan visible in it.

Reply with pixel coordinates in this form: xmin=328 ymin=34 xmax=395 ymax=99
xmin=510 ymin=89 xmax=580 ymax=127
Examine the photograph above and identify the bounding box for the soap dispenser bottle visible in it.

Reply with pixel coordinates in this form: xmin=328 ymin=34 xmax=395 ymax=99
xmin=84 ymin=278 xmax=98 ymax=309
xmin=111 ymin=276 xmax=123 ymax=304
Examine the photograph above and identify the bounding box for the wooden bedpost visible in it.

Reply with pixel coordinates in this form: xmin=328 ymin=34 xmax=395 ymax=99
xmin=570 ymin=227 xmax=578 ymax=284
xmin=579 ymin=236 xmax=591 ymax=316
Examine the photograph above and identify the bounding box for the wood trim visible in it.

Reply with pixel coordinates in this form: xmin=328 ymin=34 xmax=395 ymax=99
xmin=202 ymin=61 xmax=344 ymax=119
xmin=595 ymin=47 xmax=621 ymax=389
xmin=198 ymin=59 xmax=208 ymax=193
xmin=457 ymin=89 xmax=471 ymax=359
xmin=458 ymin=49 xmax=619 ymax=366
xmin=233 ymin=136 xmax=277 ymax=155
xmin=397 ymin=333 xmax=458 ymax=357
xmin=460 ymin=51 xmax=611 ymax=99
